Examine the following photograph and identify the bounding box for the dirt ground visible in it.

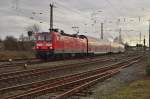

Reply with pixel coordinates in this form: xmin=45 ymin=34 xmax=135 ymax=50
xmin=0 ymin=50 xmax=35 ymax=60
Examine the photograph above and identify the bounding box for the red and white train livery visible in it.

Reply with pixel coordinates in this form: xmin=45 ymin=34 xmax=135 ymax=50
xmin=34 ymin=30 xmax=124 ymax=59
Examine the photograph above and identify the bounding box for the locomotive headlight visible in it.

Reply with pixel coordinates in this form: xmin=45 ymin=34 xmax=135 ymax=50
xmin=48 ymin=46 xmax=52 ymax=49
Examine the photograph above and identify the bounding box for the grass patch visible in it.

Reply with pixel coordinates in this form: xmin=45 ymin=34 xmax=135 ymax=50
xmin=101 ymin=78 xmax=150 ymax=99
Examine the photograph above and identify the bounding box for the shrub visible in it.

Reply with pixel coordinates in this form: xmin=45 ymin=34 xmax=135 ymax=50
xmin=0 ymin=38 xmax=2 ymax=42
xmin=3 ymin=36 xmax=19 ymax=50
xmin=3 ymin=36 xmax=34 ymax=51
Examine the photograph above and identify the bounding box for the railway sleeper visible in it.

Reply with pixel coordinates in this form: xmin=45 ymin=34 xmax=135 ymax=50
xmin=74 ymin=92 xmax=88 ymax=97
xmin=53 ymin=58 xmax=142 ymax=99
xmin=0 ymin=58 xmax=111 ymax=80
xmin=2 ymin=56 xmax=141 ymax=98
xmin=79 ymin=90 xmax=93 ymax=95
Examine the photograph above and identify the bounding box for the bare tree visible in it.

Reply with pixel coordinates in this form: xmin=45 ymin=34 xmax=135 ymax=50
xmin=25 ymin=24 xmax=40 ymax=40
xmin=25 ymin=24 xmax=40 ymax=33
xmin=19 ymin=34 xmax=25 ymax=42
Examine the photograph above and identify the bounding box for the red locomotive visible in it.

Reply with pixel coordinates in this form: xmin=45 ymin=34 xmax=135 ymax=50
xmin=34 ymin=29 xmax=124 ymax=59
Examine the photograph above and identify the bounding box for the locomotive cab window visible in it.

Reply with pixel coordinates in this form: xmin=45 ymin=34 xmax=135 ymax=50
xmin=37 ymin=33 xmax=51 ymax=41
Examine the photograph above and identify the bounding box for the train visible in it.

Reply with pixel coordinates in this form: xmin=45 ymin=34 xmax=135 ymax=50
xmin=34 ymin=29 xmax=125 ymax=59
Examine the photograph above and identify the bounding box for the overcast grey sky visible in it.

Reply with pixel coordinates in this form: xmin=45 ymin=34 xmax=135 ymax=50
xmin=0 ymin=0 xmax=150 ymax=45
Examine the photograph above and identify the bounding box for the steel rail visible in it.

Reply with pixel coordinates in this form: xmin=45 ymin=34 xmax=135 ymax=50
xmin=53 ymin=58 xmax=141 ymax=99
xmin=0 ymin=58 xmax=112 ymax=89
xmin=4 ymin=70 xmax=115 ymax=99
xmin=3 ymin=56 xmax=141 ymax=99
xmin=53 ymin=69 xmax=120 ymax=99
xmin=0 ymin=56 xmax=137 ymax=93
xmin=0 ymin=57 xmax=111 ymax=78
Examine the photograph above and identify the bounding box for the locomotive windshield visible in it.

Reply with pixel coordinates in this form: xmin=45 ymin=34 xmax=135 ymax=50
xmin=36 ymin=32 xmax=51 ymax=41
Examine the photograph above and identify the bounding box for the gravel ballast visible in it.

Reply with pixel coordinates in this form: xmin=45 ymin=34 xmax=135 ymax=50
xmin=80 ymin=56 xmax=147 ymax=99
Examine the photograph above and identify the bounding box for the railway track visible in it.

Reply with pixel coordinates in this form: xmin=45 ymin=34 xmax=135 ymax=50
xmin=0 ymin=59 xmax=41 ymax=69
xmin=0 ymin=57 xmax=43 ymax=70
xmin=1 ymin=56 xmax=142 ymax=99
xmin=0 ymin=57 xmax=96 ymax=72
xmin=0 ymin=52 xmax=136 ymax=69
xmin=0 ymin=57 xmax=113 ymax=88
xmin=0 ymin=55 xmax=114 ymax=69
xmin=0 ymin=58 xmax=37 ymax=62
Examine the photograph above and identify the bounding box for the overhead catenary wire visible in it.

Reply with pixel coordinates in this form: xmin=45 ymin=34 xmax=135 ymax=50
xmin=104 ymin=0 xmax=148 ymax=43
xmin=8 ymin=0 xmax=150 ymax=45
